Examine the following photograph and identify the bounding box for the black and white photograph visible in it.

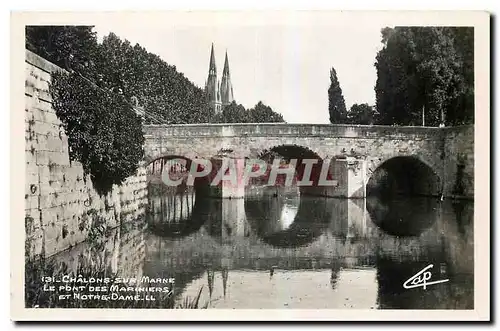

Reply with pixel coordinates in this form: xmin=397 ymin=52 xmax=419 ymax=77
xmin=10 ymin=10 xmax=490 ymax=321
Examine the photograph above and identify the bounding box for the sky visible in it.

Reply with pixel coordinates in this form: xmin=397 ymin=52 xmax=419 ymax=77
xmin=93 ymin=13 xmax=387 ymax=124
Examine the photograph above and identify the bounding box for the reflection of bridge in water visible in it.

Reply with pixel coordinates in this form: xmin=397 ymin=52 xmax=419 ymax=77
xmin=142 ymin=182 xmax=474 ymax=307
xmin=145 ymin=182 xmax=444 ymax=249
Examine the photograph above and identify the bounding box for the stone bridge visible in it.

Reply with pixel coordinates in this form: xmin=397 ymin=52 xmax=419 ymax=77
xmin=143 ymin=123 xmax=474 ymax=199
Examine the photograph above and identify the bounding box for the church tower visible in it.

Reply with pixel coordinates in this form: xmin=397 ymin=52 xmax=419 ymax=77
xmin=220 ymin=51 xmax=234 ymax=106
xmin=205 ymin=43 xmax=222 ymax=114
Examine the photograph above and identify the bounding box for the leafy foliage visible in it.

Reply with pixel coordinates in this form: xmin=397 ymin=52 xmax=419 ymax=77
xmin=212 ymin=101 xmax=250 ymax=123
xmin=27 ymin=27 xmax=214 ymax=126
xmin=328 ymin=67 xmax=348 ymax=124
xmin=374 ymin=27 xmax=474 ymax=126
xmin=249 ymin=101 xmax=285 ymax=123
xmin=212 ymin=101 xmax=285 ymax=123
xmin=346 ymin=103 xmax=377 ymax=125
xmin=94 ymin=33 xmax=213 ymax=124
xmin=50 ymin=71 xmax=145 ymax=195
xmin=26 ymin=25 xmax=98 ymax=71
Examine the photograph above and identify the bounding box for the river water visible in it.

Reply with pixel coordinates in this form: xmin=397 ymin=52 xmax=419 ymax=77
xmin=30 ymin=184 xmax=474 ymax=310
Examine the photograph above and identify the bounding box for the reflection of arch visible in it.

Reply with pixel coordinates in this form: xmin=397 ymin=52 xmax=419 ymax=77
xmin=366 ymin=196 xmax=439 ymax=237
xmin=245 ymin=196 xmax=332 ymax=248
xmin=366 ymin=156 xmax=441 ymax=198
xmin=146 ymin=178 xmax=213 ymax=239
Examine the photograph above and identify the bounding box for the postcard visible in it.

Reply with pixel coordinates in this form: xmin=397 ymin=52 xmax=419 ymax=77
xmin=10 ymin=10 xmax=490 ymax=321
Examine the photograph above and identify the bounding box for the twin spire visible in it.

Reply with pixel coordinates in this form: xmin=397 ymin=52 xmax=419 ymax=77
xmin=205 ymin=43 xmax=234 ymax=114
xmin=209 ymin=43 xmax=217 ymax=75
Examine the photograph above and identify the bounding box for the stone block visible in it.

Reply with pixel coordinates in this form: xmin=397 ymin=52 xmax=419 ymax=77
xmin=33 ymin=99 xmax=55 ymax=113
xmin=32 ymin=120 xmax=56 ymax=136
xmin=33 ymin=76 xmax=50 ymax=94
xmin=25 ymin=135 xmax=38 ymax=152
xmin=35 ymin=150 xmax=50 ymax=165
xmin=25 ymin=171 xmax=40 ymax=196
xmin=39 ymin=192 xmax=70 ymax=209
xmin=45 ymin=112 xmax=61 ymax=126
xmin=39 ymin=177 xmax=67 ymax=195
xmin=25 ymin=69 xmax=39 ymax=90
xmin=25 ymin=195 xmax=39 ymax=210
xmin=34 ymin=133 xmax=50 ymax=151
xmin=41 ymin=206 xmax=63 ymax=228
xmin=29 ymin=107 xmax=45 ymax=122
xmin=25 ymin=156 xmax=39 ymax=173
xmin=36 ymin=67 xmax=52 ymax=84
xmin=47 ymin=151 xmax=70 ymax=166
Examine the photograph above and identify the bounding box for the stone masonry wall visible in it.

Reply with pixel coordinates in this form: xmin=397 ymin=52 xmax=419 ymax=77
xmin=443 ymin=126 xmax=474 ymax=199
xmin=24 ymin=50 xmax=147 ymax=258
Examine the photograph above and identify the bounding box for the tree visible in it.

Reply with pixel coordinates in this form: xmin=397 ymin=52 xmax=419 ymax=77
xmin=443 ymin=27 xmax=474 ymax=125
xmin=27 ymin=27 xmax=213 ymax=125
xmin=94 ymin=33 xmax=213 ymax=124
xmin=248 ymin=101 xmax=285 ymax=123
xmin=374 ymin=27 xmax=474 ymax=126
xmin=212 ymin=101 xmax=249 ymax=123
xmin=328 ymin=67 xmax=348 ymax=124
xmin=212 ymin=101 xmax=285 ymax=123
xmin=347 ymin=103 xmax=377 ymax=125
xmin=26 ymin=25 xmax=98 ymax=71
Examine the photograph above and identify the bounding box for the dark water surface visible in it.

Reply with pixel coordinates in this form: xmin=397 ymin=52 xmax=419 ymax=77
xmin=35 ymin=185 xmax=474 ymax=309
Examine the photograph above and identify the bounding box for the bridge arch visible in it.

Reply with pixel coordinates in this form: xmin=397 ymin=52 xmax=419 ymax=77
xmin=365 ymin=155 xmax=441 ymax=237
xmin=252 ymin=144 xmax=335 ymax=196
xmin=366 ymin=155 xmax=442 ymax=198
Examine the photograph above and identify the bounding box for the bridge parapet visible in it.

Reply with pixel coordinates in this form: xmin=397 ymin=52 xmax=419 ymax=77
xmin=144 ymin=123 xmax=446 ymax=140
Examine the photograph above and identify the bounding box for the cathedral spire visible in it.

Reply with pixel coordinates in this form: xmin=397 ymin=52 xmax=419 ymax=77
xmin=220 ymin=50 xmax=234 ymax=106
xmin=209 ymin=43 xmax=217 ymax=75
xmin=223 ymin=50 xmax=230 ymax=77
xmin=206 ymin=43 xmax=221 ymax=113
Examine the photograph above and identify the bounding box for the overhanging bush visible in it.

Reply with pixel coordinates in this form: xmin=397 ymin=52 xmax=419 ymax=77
xmin=50 ymin=71 xmax=145 ymax=195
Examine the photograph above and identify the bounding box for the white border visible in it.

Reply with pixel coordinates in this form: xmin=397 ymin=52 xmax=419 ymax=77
xmin=8 ymin=9 xmax=491 ymax=322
